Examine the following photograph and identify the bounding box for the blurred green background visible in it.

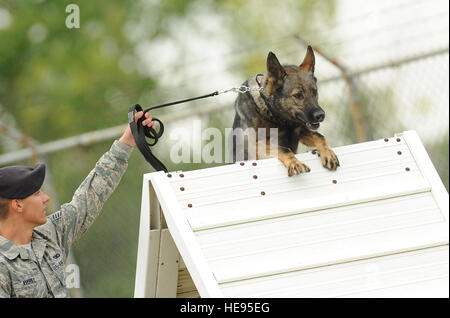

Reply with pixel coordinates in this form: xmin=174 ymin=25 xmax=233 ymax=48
xmin=0 ymin=0 xmax=448 ymax=297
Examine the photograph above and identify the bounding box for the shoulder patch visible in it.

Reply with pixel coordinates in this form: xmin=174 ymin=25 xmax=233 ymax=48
xmin=49 ymin=211 xmax=62 ymax=221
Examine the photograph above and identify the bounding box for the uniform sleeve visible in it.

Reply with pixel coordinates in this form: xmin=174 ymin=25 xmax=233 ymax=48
xmin=50 ymin=140 xmax=133 ymax=254
xmin=0 ymin=263 xmax=11 ymax=298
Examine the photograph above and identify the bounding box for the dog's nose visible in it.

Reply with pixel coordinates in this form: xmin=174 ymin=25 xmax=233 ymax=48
xmin=312 ymin=109 xmax=325 ymax=122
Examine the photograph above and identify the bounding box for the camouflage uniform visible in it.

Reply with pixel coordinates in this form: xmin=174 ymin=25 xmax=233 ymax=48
xmin=0 ymin=140 xmax=133 ymax=298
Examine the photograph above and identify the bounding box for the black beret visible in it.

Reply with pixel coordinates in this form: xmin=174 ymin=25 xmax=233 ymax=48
xmin=0 ymin=163 xmax=46 ymax=199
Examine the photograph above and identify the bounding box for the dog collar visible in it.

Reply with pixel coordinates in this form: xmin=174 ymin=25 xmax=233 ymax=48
xmin=250 ymin=74 xmax=296 ymax=127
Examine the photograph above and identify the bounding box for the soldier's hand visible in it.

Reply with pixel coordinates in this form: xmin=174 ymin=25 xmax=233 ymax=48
xmin=119 ymin=111 xmax=155 ymax=147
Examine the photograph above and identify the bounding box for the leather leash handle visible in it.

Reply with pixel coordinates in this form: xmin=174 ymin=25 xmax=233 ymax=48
xmin=127 ymin=90 xmax=220 ymax=172
xmin=128 ymin=104 xmax=168 ymax=172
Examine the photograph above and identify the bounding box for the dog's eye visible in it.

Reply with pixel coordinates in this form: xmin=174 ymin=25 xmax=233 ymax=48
xmin=294 ymin=93 xmax=304 ymax=100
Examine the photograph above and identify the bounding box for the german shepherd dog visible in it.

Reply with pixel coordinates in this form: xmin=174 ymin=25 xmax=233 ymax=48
xmin=229 ymin=46 xmax=340 ymax=176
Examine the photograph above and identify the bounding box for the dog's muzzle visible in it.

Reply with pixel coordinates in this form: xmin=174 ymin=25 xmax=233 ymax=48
xmin=296 ymin=107 xmax=325 ymax=131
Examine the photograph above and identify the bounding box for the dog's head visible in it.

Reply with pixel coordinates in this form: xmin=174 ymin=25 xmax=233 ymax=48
xmin=263 ymin=46 xmax=324 ymax=131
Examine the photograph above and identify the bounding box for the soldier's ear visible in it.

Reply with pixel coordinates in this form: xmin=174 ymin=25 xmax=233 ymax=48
xmin=300 ymin=45 xmax=315 ymax=73
xmin=11 ymin=199 xmax=22 ymax=212
xmin=266 ymin=52 xmax=286 ymax=94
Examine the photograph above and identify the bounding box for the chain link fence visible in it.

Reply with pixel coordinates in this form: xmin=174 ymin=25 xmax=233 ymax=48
xmin=0 ymin=47 xmax=448 ymax=297
xmin=318 ymin=48 xmax=449 ymax=186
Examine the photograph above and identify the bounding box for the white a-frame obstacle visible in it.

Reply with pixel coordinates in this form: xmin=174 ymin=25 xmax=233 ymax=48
xmin=134 ymin=130 xmax=448 ymax=298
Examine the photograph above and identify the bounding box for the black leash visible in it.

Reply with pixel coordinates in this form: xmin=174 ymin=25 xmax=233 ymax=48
xmin=128 ymin=91 xmax=220 ymax=172
xmin=128 ymin=79 xmax=267 ymax=172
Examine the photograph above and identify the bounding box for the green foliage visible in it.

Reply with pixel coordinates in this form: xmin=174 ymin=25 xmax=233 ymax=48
xmin=1 ymin=1 xmax=137 ymax=140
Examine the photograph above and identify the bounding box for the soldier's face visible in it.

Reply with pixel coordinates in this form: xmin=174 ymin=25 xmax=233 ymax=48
xmin=20 ymin=189 xmax=50 ymax=226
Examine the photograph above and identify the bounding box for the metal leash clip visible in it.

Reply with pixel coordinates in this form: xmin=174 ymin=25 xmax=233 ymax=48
xmin=219 ymin=84 xmax=264 ymax=95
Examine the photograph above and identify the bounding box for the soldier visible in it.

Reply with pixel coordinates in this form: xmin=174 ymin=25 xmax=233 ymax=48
xmin=0 ymin=111 xmax=155 ymax=298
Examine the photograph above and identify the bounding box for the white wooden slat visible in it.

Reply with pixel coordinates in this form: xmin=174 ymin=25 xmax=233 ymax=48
xmin=195 ymin=192 xmax=448 ymax=283
xmin=170 ymin=141 xmax=414 ymax=201
xmin=219 ymin=246 xmax=449 ymax=298
xmin=167 ymin=136 xmax=407 ymax=184
xmin=401 ymin=130 xmax=449 ymax=224
xmin=155 ymin=229 xmax=180 ymax=297
xmin=167 ymin=139 xmax=430 ymax=230
xmin=177 ymin=267 xmax=200 ymax=298
xmin=149 ymin=172 xmax=223 ymax=297
xmin=186 ymin=170 xmax=428 ymax=231
xmin=196 ymin=193 xmax=443 ymax=258
xmin=134 ymin=229 xmax=161 ymax=297
xmin=134 ymin=179 xmax=159 ymax=298
xmin=337 ymin=278 xmax=449 ymax=298
xmin=174 ymin=156 xmax=419 ymax=205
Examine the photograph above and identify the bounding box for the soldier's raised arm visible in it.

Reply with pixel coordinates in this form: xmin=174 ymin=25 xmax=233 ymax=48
xmin=47 ymin=110 xmax=155 ymax=256
xmin=48 ymin=140 xmax=133 ymax=254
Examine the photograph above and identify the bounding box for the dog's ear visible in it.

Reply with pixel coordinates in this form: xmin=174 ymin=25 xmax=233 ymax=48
xmin=266 ymin=52 xmax=287 ymax=94
xmin=300 ymin=45 xmax=315 ymax=73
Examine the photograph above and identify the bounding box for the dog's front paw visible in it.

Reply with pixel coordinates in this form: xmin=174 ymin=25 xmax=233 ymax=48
xmin=287 ymin=158 xmax=311 ymax=177
xmin=318 ymin=148 xmax=340 ymax=171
